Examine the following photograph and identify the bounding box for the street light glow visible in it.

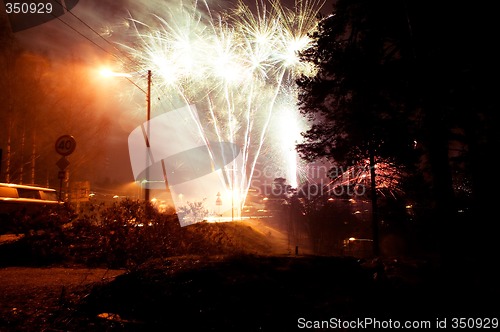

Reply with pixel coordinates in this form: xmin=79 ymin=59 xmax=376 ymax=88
xmin=99 ymin=67 xmax=132 ymax=78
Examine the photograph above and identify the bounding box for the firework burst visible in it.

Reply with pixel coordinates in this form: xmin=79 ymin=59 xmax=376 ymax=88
xmin=120 ymin=0 xmax=325 ymax=219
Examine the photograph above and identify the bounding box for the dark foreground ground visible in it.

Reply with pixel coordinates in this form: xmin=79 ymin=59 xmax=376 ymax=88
xmin=1 ymin=253 xmax=499 ymax=331
xmin=0 ymin=218 xmax=499 ymax=331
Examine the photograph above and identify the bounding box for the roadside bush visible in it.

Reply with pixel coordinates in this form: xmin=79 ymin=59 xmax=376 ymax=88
xmin=1 ymin=198 xmax=259 ymax=268
xmin=7 ymin=202 xmax=76 ymax=235
xmin=1 ymin=199 xmax=181 ymax=268
xmin=65 ymin=199 xmax=184 ymax=268
xmin=0 ymin=203 xmax=76 ymax=265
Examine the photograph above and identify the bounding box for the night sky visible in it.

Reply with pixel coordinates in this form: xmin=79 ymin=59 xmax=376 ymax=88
xmin=2 ymin=0 xmax=335 ymax=193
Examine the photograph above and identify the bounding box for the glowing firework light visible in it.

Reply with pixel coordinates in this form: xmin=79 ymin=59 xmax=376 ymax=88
xmin=121 ymin=0 xmax=324 ymax=218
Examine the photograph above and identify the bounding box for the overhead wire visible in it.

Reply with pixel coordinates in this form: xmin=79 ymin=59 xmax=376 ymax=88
xmin=50 ymin=0 xmax=172 ymax=104
xmin=40 ymin=0 xmax=150 ymax=95
xmin=14 ymin=0 xmax=179 ymax=107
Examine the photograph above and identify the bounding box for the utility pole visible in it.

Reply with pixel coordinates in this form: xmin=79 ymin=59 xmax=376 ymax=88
xmin=145 ymin=70 xmax=152 ymax=203
xmin=232 ymin=168 xmax=234 ymax=222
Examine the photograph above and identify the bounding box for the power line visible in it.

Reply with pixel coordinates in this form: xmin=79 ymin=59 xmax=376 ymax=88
xmin=53 ymin=1 xmax=176 ymax=103
xmin=36 ymin=0 xmax=149 ymax=94
xmin=53 ymin=0 xmax=147 ymax=71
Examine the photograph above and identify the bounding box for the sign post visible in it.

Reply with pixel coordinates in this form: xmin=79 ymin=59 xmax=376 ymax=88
xmin=55 ymin=135 xmax=76 ymax=201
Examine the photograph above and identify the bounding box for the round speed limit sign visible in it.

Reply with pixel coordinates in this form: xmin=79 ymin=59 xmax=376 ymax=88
xmin=55 ymin=135 xmax=76 ymax=156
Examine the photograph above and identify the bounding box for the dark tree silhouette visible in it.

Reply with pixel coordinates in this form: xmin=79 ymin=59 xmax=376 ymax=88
xmin=296 ymin=0 xmax=499 ymax=261
xmin=297 ymin=0 xmax=418 ymax=255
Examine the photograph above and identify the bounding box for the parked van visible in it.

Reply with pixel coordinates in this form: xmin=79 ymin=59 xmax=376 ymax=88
xmin=0 ymin=183 xmax=61 ymax=216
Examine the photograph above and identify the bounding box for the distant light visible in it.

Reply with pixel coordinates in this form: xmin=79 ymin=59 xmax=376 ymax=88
xmin=100 ymin=68 xmax=132 ymax=78
xmin=349 ymin=237 xmax=356 ymax=241
xmin=113 ymin=195 xmax=119 ymax=199
xmin=100 ymin=68 xmax=114 ymax=77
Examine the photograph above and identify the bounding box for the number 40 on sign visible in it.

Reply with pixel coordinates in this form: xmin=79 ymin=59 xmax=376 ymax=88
xmin=55 ymin=135 xmax=76 ymax=156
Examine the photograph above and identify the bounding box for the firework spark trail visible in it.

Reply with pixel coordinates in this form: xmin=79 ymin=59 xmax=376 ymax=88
xmin=122 ymin=0 xmax=324 ymax=217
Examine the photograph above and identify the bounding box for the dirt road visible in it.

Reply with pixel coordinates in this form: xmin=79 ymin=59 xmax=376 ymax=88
xmin=0 ymin=266 xmax=125 ymax=330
